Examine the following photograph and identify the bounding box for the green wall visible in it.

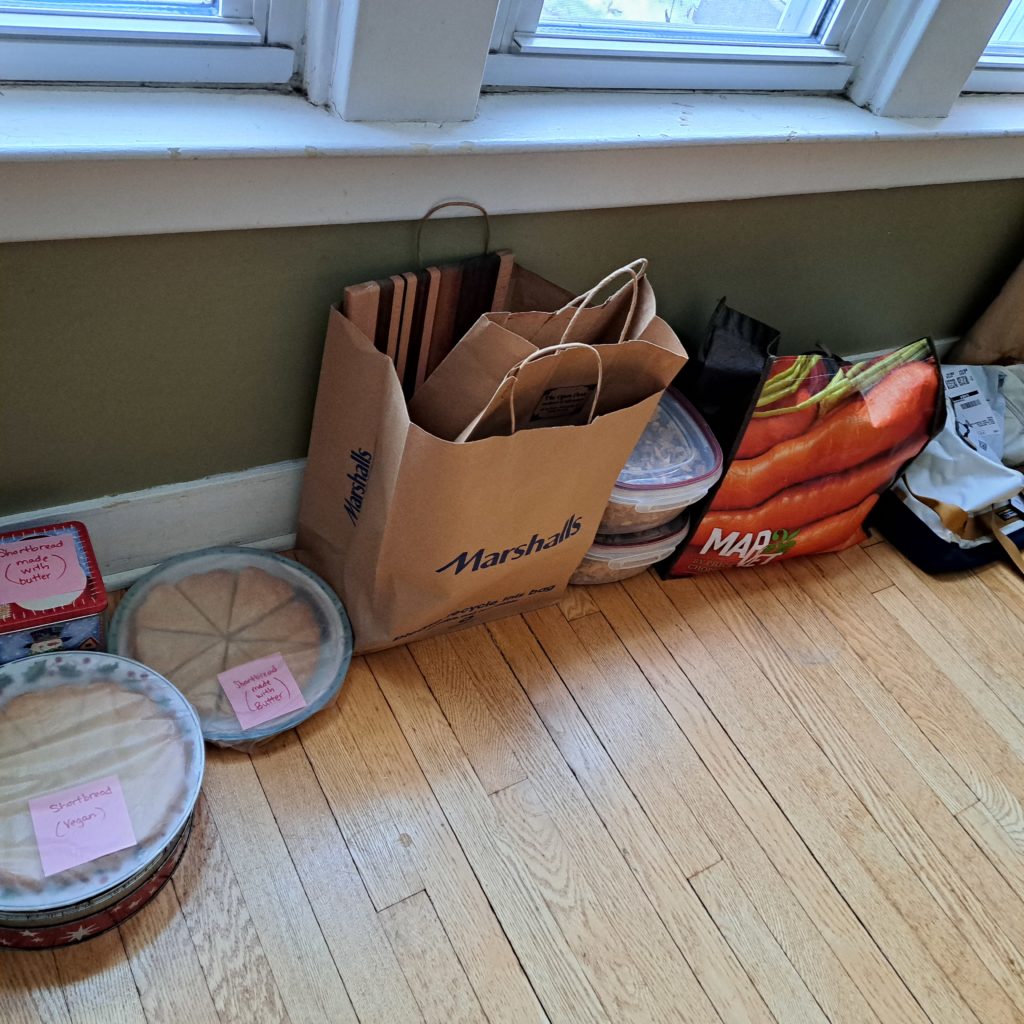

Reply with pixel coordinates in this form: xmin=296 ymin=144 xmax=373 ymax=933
xmin=3 ymin=179 xmax=1023 ymax=516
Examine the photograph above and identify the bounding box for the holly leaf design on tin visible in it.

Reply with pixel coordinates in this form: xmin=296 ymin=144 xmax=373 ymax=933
xmin=24 ymin=661 xmax=48 ymax=683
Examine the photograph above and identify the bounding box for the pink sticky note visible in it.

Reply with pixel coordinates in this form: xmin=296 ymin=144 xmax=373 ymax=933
xmin=217 ymin=654 xmax=307 ymax=731
xmin=0 ymin=534 xmax=88 ymax=607
xmin=29 ymin=775 xmax=137 ymax=878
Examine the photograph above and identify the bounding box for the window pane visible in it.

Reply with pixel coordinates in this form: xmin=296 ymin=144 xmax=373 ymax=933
xmin=538 ymin=0 xmax=834 ymax=39
xmin=988 ymin=0 xmax=1024 ymax=51
xmin=0 ymin=0 xmax=217 ymax=14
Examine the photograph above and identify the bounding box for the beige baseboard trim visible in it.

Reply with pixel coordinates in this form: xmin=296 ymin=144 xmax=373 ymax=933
xmin=0 ymin=460 xmax=304 ymax=591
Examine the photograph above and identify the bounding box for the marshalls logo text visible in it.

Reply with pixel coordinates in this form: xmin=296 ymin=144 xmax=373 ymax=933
xmin=436 ymin=515 xmax=582 ymax=575
xmin=344 ymin=449 xmax=372 ymax=525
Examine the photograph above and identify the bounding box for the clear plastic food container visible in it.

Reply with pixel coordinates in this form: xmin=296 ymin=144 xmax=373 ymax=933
xmin=109 ymin=547 xmax=353 ymax=752
xmin=571 ymin=516 xmax=690 ymax=586
xmin=600 ymin=389 xmax=722 ymax=534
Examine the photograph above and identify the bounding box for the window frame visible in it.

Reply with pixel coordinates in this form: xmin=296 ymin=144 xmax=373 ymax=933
xmin=485 ymin=0 xmax=1016 ymax=119
xmin=485 ymin=0 xmax=880 ymax=93
xmin=966 ymin=0 xmax=1024 ymax=92
xmin=0 ymin=0 xmax=300 ymax=84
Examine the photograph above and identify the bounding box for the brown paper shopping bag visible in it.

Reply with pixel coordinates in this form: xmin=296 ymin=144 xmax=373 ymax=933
xmin=297 ymin=265 xmax=687 ymax=653
xmin=409 ymin=260 xmax=683 ymax=442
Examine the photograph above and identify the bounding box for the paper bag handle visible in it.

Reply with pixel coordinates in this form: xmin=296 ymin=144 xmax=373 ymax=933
xmin=416 ymin=201 xmax=492 ymax=269
xmin=555 ymin=258 xmax=648 ymax=346
xmin=460 ymin=342 xmax=605 ymax=442
xmin=505 ymin=343 xmax=604 ymax=433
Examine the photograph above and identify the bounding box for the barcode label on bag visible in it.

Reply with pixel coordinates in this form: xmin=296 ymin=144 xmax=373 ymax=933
xmin=945 ymin=368 xmax=1002 ymax=456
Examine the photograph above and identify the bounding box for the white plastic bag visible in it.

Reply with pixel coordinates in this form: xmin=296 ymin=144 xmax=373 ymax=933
xmin=894 ymin=365 xmax=1023 ymax=550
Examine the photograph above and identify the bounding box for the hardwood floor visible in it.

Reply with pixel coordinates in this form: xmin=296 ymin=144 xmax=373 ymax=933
xmin=5 ymin=540 xmax=1024 ymax=1023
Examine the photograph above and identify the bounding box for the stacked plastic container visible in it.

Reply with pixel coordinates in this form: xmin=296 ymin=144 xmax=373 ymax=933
xmin=572 ymin=389 xmax=723 ymax=585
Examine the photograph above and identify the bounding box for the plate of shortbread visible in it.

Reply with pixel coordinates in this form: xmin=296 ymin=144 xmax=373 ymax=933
xmin=109 ymin=548 xmax=352 ymax=750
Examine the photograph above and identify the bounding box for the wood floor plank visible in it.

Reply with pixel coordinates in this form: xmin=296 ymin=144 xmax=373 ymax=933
xmin=976 ymin=772 xmax=1024 ymax=846
xmin=592 ymin=577 xmax=920 ymax=1024
xmin=871 ymin=583 xmax=1024 ymax=788
xmin=486 ymin=615 xmax=776 ymax=1024
xmin=0 ymin=988 xmax=51 ymax=1024
xmin=869 ymin=541 xmax=1024 ymax=698
xmin=1 ymin=952 xmax=71 ymax=1024
xmin=782 ymin=554 xmax=1012 ymax=800
xmin=315 ymin=658 xmax=547 ymax=1024
xmin=491 ymin=776 xmax=718 ymax=1024
xmin=347 ymin=822 xmax=425 ymax=912
xmin=421 ymin=628 xmax=728 ymax=1024
xmin=972 ymin=560 xmax=1024 ymax=628
xmin=557 ymin=586 xmax=598 ymax=621
xmin=379 ymin=892 xmax=488 ymax=1024
xmin=837 ymin=542 xmax=892 ymax=593
xmin=868 ymin=540 xmax=1024 ymax=679
xmin=119 ymin=884 xmax=219 ymax=1024
xmin=753 ymin=560 xmax=975 ymax=815
xmin=200 ymin=748 xmax=357 ymax=1024
xmin=690 ymin=860 xmax=827 ymax=1024
xmin=291 ymin=704 xmax=391 ymax=841
xmin=171 ymin=796 xmax=290 ymax=1024
xmin=681 ymin=571 xmax=998 ymax=1024
xmin=366 ymin=645 xmax=611 ymax=1024
xmin=959 ymin=801 xmax=1024 ymax=904
xmin=53 ymin=932 xmax=145 ymax=1024
xmin=524 ymin=605 xmax=720 ymax=880
xmin=250 ymin=731 xmax=422 ymax=1024
xmin=408 ymin=637 xmax=526 ymax=795
xmin=723 ymin=568 xmax=1024 ymax=1023
xmin=0 ymin=988 xmax=46 ymax=1024
xmin=643 ymin=572 xmax=977 ymax=1024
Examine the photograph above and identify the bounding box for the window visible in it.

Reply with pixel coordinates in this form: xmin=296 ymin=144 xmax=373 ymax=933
xmin=989 ymin=0 xmax=1024 ymax=52
xmin=2 ymin=0 xmax=1024 ymax=119
xmin=486 ymin=0 xmax=878 ymax=91
xmin=527 ymin=0 xmax=834 ymax=41
xmin=967 ymin=0 xmax=1024 ymax=92
xmin=0 ymin=0 xmax=301 ymax=83
xmin=489 ymin=0 xmax=1022 ymax=115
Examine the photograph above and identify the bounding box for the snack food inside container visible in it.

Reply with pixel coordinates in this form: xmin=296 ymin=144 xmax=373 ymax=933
xmin=571 ymin=516 xmax=690 ymax=586
xmin=599 ymin=389 xmax=722 ymax=534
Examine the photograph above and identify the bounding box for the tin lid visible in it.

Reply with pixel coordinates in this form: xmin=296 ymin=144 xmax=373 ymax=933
xmin=613 ymin=390 xmax=722 ymax=499
xmin=0 ymin=522 xmax=107 ymax=636
xmin=586 ymin=516 xmax=690 ymax=569
xmin=109 ymin=548 xmax=353 ymax=748
xmin=0 ymin=652 xmax=203 ymax=915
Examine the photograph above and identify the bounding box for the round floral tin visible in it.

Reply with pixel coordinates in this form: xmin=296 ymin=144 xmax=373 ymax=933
xmin=0 ymin=816 xmax=193 ymax=949
xmin=0 ymin=652 xmax=204 ymax=947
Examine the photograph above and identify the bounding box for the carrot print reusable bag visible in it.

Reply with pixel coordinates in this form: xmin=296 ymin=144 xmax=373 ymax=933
xmin=665 ymin=302 xmax=944 ymax=576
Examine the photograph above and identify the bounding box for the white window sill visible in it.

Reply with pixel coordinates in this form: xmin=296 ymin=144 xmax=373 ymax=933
xmin=2 ymin=87 xmax=1024 ymax=242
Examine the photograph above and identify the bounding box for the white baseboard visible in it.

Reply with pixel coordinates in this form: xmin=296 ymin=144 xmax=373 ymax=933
xmin=0 ymin=460 xmax=305 ymax=591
